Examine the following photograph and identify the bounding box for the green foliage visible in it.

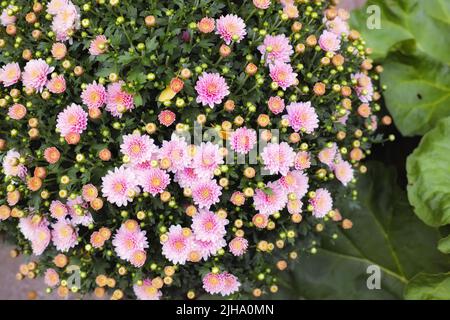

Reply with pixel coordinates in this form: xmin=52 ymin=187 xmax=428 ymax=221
xmin=405 ymin=272 xmax=450 ymax=300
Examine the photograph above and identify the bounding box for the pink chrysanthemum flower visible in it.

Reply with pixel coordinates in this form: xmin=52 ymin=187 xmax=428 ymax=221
xmin=191 ymin=209 xmax=228 ymax=242
xmin=268 ymin=96 xmax=285 ymax=115
xmin=44 ymin=268 xmax=60 ymax=288
xmin=318 ymin=143 xmax=337 ymax=168
xmin=228 ymin=237 xmax=248 ymax=256
xmin=258 ymin=34 xmax=293 ymax=65
xmin=22 ymin=59 xmax=54 ymax=92
xmin=284 ymin=101 xmax=319 ymax=134
xmin=51 ymin=219 xmax=78 ymax=252
xmin=82 ymin=184 xmax=98 ymax=202
xmin=191 ymin=237 xmax=226 ymax=260
xmin=133 ymin=279 xmax=162 ymax=300
xmin=253 ymin=181 xmax=288 ymax=215
xmin=198 ymin=17 xmax=215 ymax=33
xmin=139 ymin=168 xmax=171 ymax=196
xmin=158 ymin=110 xmax=176 ymax=127
xmin=51 ymin=42 xmax=67 ymax=60
xmin=106 ymin=81 xmax=135 ymax=117
xmin=319 ymin=30 xmax=341 ymax=53
xmin=2 ymin=149 xmax=27 ymax=179
xmin=287 ymin=199 xmax=303 ymax=214
xmin=120 ymin=133 xmax=157 ymax=164
xmin=230 ymin=191 xmax=246 ymax=206
xmin=283 ymin=4 xmax=299 ymax=19
xmin=230 ymin=127 xmax=257 ymax=155
xmin=309 ymin=188 xmax=333 ymax=218
xmin=252 ymin=213 xmax=269 ymax=228
xmin=101 ymin=166 xmax=139 ymax=207
xmin=334 ymin=160 xmax=354 ymax=186
xmin=326 ymin=16 xmax=350 ymax=36
xmin=51 ymin=3 xmax=79 ymax=36
xmin=352 ymin=72 xmax=374 ymax=103
xmin=112 ymin=222 xmax=149 ymax=262
xmin=159 ymin=135 xmax=191 ymax=172
xmin=50 ymin=200 xmax=68 ymax=220
xmin=269 ymin=61 xmax=297 ymax=90
xmin=47 ymin=0 xmax=69 ymax=15
xmin=20 ymin=217 xmax=51 ymax=256
xmin=8 ymin=103 xmax=27 ymax=120
xmin=89 ymin=35 xmax=108 ymax=56
xmin=0 ymin=6 xmax=16 ymax=26
xmin=202 ymin=273 xmax=224 ymax=295
xmin=66 ymin=196 xmax=93 ymax=227
xmin=278 ymin=170 xmax=309 ymax=199
xmin=192 ymin=142 xmax=224 ymax=179
xmin=261 ymin=142 xmax=295 ymax=176
xmin=46 ymin=75 xmax=66 ymax=94
xmin=215 ymin=14 xmax=247 ymax=45
xmin=81 ymin=81 xmax=106 ymax=109
xmin=192 ymin=180 xmax=222 ymax=209
xmin=253 ymin=0 xmax=271 ymax=9
xmin=294 ymin=151 xmax=311 ymax=170
xmin=220 ymin=272 xmax=241 ymax=296
xmin=161 ymin=225 xmax=193 ymax=265
xmin=174 ymin=167 xmax=203 ymax=188
xmin=0 ymin=62 xmax=21 ymax=87
xmin=195 ymin=72 xmax=230 ymax=108
xmin=56 ymin=103 xmax=88 ymax=137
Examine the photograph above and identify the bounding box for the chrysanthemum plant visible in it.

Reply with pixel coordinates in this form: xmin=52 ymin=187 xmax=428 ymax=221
xmin=0 ymin=0 xmax=391 ymax=300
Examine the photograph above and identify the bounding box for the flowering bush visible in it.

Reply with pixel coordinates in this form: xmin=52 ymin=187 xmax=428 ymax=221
xmin=0 ymin=0 xmax=389 ymax=300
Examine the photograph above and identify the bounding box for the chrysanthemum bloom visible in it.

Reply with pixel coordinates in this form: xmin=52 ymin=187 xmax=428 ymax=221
xmin=229 ymin=127 xmax=257 ymax=155
xmin=318 ymin=143 xmax=337 ymax=168
xmin=133 ymin=279 xmax=162 ymax=300
xmin=284 ymin=101 xmax=319 ymax=134
xmin=158 ymin=110 xmax=176 ymax=127
xmin=106 ymin=81 xmax=135 ymax=117
xmin=319 ymin=30 xmax=341 ymax=53
xmin=81 ymin=81 xmax=107 ymax=109
xmin=253 ymin=0 xmax=271 ymax=9
xmin=101 ymin=166 xmax=139 ymax=207
xmin=7 ymin=190 xmax=20 ymax=206
xmin=283 ymin=4 xmax=299 ymax=19
xmin=22 ymin=59 xmax=54 ymax=92
xmin=159 ymin=135 xmax=191 ymax=172
xmin=220 ymin=272 xmax=241 ymax=296
xmin=89 ymin=35 xmax=108 ymax=55
xmin=268 ymin=96 xmax=285 ymax=115
xmin=287 ymin=199 xmax=303 ymax=214
xmin=230 ymin=191 xmax=245 ymax=206
xmin=51 ymin=42 xmax=67 ymax=60
xmin=252 ymin=213 xmax=269 ymax=228
xmin=2 ymin=149 xmax=27 ymax=179
xmin=0 ymin=62 xmax=21 ymax=87
xmin=192 ymin=209 xmax=228 ymax=242
xmin=0 ymin=6 xmax=16 ymax=26
xmin=174 ymin=167 xmax=203 ymax=188
xmin=334 ymin=160 xmax=354 ymax=186
xmin=215 ymin=14 xmax=247 ymax=45
xmin=51 ymin=219 xmax=78 ymax=252
xmin=192 ymin=180 xmax=222 ymax=209
xmin=161 ymin=225 xmax=193 ymax=265
xmin=278 ymin=170 xmax=309 ymax=199
xmin=192 ymin=142 xmax=224 ymax=179
xmin=120 ymin=133 xmax=157 ymax=164
xmin=139 ymin=168 xmax=171 ymax=196
xmin=326 ymin=16 xmax=349 ymax=36
xmin=269 ymin=61 xmax=297 ymax=90
xmin=44 ymin=147 xmax=61 ymax=164
xmin=44 ymin=268 xmax=60 ymax=287
xmin=261 ymin=142 xmax=295 ymax=176
xmin=82 ymin=184 xmax=98 ymax=202
xmin=47 ymin=0 xmax=69 ymax=15
xmin=112 ymin=222 xmax=149 ymax=262
xmin=309 ymin=188 xmax=333 ymax=218
xmin=51 ymin=2 xmax=79 ymax=37
xmin=130 ymin=250 xmax=147 ymax=268
xmin=50 ymin=200 xmax=68 ymax=220
xmin=56 ymin=104 xmax=88 ymax=137
xmin=8 ymin=103 xmax=27 ymax=120
xmin=198 ymin=17 xmax=215 ymax=33
xmin=30 ymin=223 xmax=51 ymax=256
xmin=66 ymin=196 xmax=93 ymax=227
xmin=294 ymin=151 xmax=311 ymax=170
xmin=253 ymin=181 xmax=288 ymax=215
xmin=195 ymin=72 xmax=230 ymax=108
xmin=170 ymin=78 xmax=184 ymax=93
xmin=352 ymin=72 xmax=374 ymax=103
xmin=228 ymin=237 xmax=248 ymax=256
xmin=258 ymin=34 xmax=293 ymax=65
xmin=46 ymin=75 xmax=66 ymax=94
xmin=191 ymin=237 xmax=227 ymax=261
xmin=202 ymin=273 xmax=223 ymax=295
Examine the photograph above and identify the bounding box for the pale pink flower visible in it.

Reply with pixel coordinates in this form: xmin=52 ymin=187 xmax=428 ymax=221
xmin=101 ymin=166 xmax=139 ymax=207
xmin=253 ymin=181 xmax=288 ymax=215
xmin=284 ymin=101 xmax=319 ymax=134
xmin=82 ymin=184 xmax=98 ymax=202
xmin=18 ymin=216 xmax=51 ymax=256
xmin=287 ymin=199 xmax=303 ymax=214
xmin=253 ymin=0 xmax=271 ymax=9
xmin=161 ymin=225 xmax=193 ymax=265
xmin=51 ymin=219 xmax=78 ymax=252
xmin=158 ymin=110 xmax=176 ymax=127
xmin=106 ymin=81 xmax=135 ymax=117
xmin=159 ymin=135 xmax=191 ymax=172
xmin=174 ymin=167 xmax=203 ymax=188
xmin=51 ymin=2 xmax=79 ymax=38
xmin=44 ymin=268 xmax=60 ymax=287
xmin=2 ymin=150 xmax=27 ymax=179
xmin=192 ymin=142 xmax=223 ymax=179
xmin=120 ymin=133 xmax=157 ymax=164
xmin=283 ymin=4 xmax=299 ymax=19
xmin=268 ymin=96 xmax=285 ymax=115
xmin=230 ymin=127 xmax=257 ymax=155
xmin=133 ymin=279 xmax=162 ymax=300
xmin=89 ymin=35 xmax=108 ymax=55
xmin=192 ymin=237 xmax=226 ymax=260
xmin=269 ymin=61 xmax=297 ymax=90
xmin=319 ymin=30 xmax=341 ymax=53
xmin=8 ymin=103 xmax=27 ymax=120
xmin=22 ymin=59 xmax=54 ymax=92
xmin=139 ymin=168 xmax=171 ymax=196
xmin=334 ymin=160 xmax=354 ymax=186
xmin=202 ymin=273 xmax=223 ymax=295
xmin=46 ymin=75 xmax=66 ymax=94
xmin=352 ymin=72 xmax=374 ymax=103
xmin=294 ymin=151 xmax=311 ymax=170
xmin=215 ymin=14 xmax=247 ymax=45
xmin=258 ymin=34 xmax=293 ymax=64
xmin=195 ymin=72 xmax=230 ymax=108
xmin=56 ymin=103 xmax=88 ymax=137
xmin=191 ymin=209 xmax=228 ymax=242
xmin=51 ymin=42 xmax=67 ymax=60
xmin=50 ymin=200 xmax=68 ymax=220
xmin=220 ymin=272 xmax=241 ymax=296
xmin=0 ymin=6 xmax=16 ymax=26
xmin=112 ymin=222 xmax=149 ymax=262
xmin=47 ymin=0 xmax=69 ymax=15
xmin=309 ymin=188 xmax=333 ymax=218
xmin=192 ymin=180 xmax=222 ymax=209
xmin=326 ymin=17 xmax=349 ymax=36
xmin=278 ymin=170 xmax=309 ymax=199
xmin=0 ymin=62 xmax=21 ymax=87
xmin=318 ymin=143 xmax=337 ymax=168
xmin=228 ymin=237 xmax=248 ymax=256
xmin=66 ymin=196 xmax=93 ymax=227
xmin=81 ymin=81 xmax=106 ymax=109
xmin=197 ymin=17 xmax=215 ymax=33
xmin=261 ymin=142 xmax=295 ymax=176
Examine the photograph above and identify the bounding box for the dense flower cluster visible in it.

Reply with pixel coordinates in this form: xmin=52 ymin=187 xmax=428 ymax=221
xmin=0 ymin=0 xmax=388 ymax=300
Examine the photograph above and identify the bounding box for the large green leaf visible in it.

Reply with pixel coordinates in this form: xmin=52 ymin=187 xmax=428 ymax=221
xmin=405 ymin=273 xmax=450 ymax=300
xmin=407 ymin=117 xmax=450 ymax=227
xmin=438 ymin=236 xmax=450 ymax=254
xmin=278 ymin=162 xmax=449 ymax=299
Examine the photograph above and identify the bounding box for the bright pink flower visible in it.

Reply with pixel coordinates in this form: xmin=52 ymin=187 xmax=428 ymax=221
xmin=56 ymin=103 xmax=88 ymax=137
xmin=46 ymin=75 xmax=66 ymax=94
xmin=192 ymin=142 xmax=224 ymax=179
xmin=89 ymin=35 xmax=108 ymax=55
xmin=253 ymin=0 xmax=271 ymax=9
xmin=215 ymin=14 xmax=247 ymax=45
xmin=261 ymin=142 xmax=295 ymax=176
xmin=106 ymin=81 xmax=135 ymax=117
xmin=81 ymin=81 xmax=106 ymax=109
xmin=139 ymin=168 xmax=171 ymax=196
xmin=51 ymin=219 xmax=78 ymax=252
xmin=120 ymin=133 xmax=157 ymax=164
xmin=269 ymin=61 xmax=297 ymax=90
xmin=161 ymin=225 xmax=193 ymax=265
xmin=191 ymin=209 xmax=228 ymax=242
xmin=195 ymin=72 xmax=230 ymax=108
xmin=228 ymin=237 xmax=248 ymax=256
xmin=174 ymin=167 xmax=203 ymax=188
xmin=101 ymin=166 xmax=139 ymax=207
xmin=268 ymin=96 xmax=285 ymax=115
xmin=284 ymin=101 xmax=319 ymax=134
xmin=230 ymin=127 xmax=257 ymax=155
xmin=159 ymin=135 xmax=191 ymax=172
xmin=253 ymin=181 xmax=288 ymax=215
xmin=258 ymin=34 xmax=293 ymax=64
xmin=158 ymin=110 xmax=176 ymax=127
xmin=278 ymin=170 xmax=309 ymax=199
xmin=220 ymin=272 xmax=241 ymax=296
xmin=334 ymin=160 xmax=354 ymax=186
xmin=202 ymin=272 xmax=223 ymax=295
xmin=112 ymin=222 xmax=149 ymax=263
xmin=192 ymin=179 xmax=222 ymax=209
xmin=133 ymin=279 xmax=162 ymax=300
xmin=309 ymin=188 xmax=333 ymax=218
xmin=22 ymin=59 xmax=54 ymax=92
xmin=191 ymin=237 xmax=226 ymax=260
xmin=294 ymin=151 xmax=311 ymax=170
xmin=319 ymin=30 xmax=341 ymax=53
xmin=0 ymin=62 xmax=21 ymax=87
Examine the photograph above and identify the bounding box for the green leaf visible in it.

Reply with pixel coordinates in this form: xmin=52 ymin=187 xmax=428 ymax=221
xmin=438 ymin=235 xmax=450 ymax=254
xmin=407 ymin=117 xmax=450 ymax=226
xmin=278 ymin=162 xmax=449 ymax=299
xmin=405 ymin=273 xmax=450 ymax=300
